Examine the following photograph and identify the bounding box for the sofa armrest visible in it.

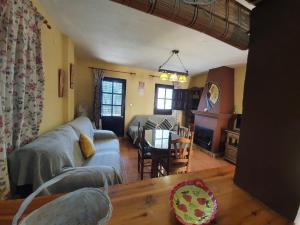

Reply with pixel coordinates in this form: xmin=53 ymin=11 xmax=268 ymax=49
xmin=47 ymin=166 xmax=122 ymax=195
xmin=93 ymin=129 xmax=117 ymax=140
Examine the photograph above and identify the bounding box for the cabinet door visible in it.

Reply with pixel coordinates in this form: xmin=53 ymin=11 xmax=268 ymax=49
xmin=190 ymin=88 xmax=203 ymax=110
xmin=172 ymin=89 xmax=188 ymax=110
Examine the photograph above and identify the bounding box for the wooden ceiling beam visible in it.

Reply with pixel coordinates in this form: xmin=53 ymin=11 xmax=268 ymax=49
xmin=111 ymin=0 xmax=251 ymax=50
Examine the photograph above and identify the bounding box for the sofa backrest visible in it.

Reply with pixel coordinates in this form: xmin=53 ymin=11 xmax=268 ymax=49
xmin=68 ymin=116 xmax=94 ymax=140
xmin=8 ymin=124 xmax=84 ymax=189
xmin=129 ymin=115 xmax=177 ymax=127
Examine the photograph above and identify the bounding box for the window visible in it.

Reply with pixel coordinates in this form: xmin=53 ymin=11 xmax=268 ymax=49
xmin=101 ymin=79 xmax=124 ymax=117
xmin=154 ymin=84 xmax=173 ymax=115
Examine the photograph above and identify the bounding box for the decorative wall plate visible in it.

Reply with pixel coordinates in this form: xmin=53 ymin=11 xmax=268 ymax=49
xmin=170 ymin=179 xmax=217 ymax=225
xmin=206 ymin=82 xmax=220 ymax=110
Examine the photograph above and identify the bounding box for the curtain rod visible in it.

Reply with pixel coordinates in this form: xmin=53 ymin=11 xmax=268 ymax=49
xmin=88 ymin=67 xmax=136 ymax=75
xmin=43 ymin=20 xmax=51 ymax=29
xmin=25 ymin=1 xmax=51 ymax=29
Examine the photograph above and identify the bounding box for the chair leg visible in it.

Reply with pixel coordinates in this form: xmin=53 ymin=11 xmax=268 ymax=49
xmin=141 ymin=158 xmax=144 ymax=180
xmin=138 ymin=153 xmax=140 ymax=173
xmin=151 ymin=159 xmax=158 ymax=178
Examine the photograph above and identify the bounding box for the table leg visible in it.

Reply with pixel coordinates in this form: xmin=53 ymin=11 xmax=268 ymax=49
xmin=151 ymin=158 xmax=158 ymax=178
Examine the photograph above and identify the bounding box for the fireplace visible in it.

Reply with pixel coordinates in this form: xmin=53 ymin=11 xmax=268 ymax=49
xmin=192 ymin=66 xmax=234 ymax=155
xmin=194 ymin=126 xmax=214 ymax=151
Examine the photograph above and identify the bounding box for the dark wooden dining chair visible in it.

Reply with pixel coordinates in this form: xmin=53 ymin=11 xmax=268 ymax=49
xmin=166 ymin=131 xmax=194 ymax=174
xmin=137 ymin=122 xmax=151 ymax=180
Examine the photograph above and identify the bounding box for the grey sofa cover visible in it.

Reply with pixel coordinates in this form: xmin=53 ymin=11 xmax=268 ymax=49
xmin=127 ymin=115 xmax=178 ymax=144
xmin=9 ymin=117 xmax=124 ymax=195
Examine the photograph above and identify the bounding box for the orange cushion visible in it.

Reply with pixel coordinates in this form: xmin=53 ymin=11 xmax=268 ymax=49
xmin=79 ymin=133 xmax=96 ymax=158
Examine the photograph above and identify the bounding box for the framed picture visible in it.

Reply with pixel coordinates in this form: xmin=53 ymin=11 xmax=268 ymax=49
xmin=70 ymin=63 xmax=75 ymax=89
xmin=58 ymin=69 xmax=65 ymax=97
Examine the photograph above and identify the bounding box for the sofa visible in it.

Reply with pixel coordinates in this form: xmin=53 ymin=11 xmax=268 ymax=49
xmin=127 ymin=115 xmax=178 ymax=145
xmin=8 ymin=117 xmax=124 ymax=196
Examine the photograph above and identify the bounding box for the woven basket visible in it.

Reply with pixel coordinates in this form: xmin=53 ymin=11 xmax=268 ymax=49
xmin=12 ymin=169 xmax=112 ymax=225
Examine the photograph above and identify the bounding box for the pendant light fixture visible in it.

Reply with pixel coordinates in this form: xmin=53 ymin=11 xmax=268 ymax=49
xmin=158 ymin=50 xmax=189 ymax=83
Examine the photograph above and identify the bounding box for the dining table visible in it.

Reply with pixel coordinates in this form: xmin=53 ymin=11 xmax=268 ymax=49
xmin=143 ymin=129 xmax=179 ymax=178
xmin=0 ymin=166 xmax=291 ymax=225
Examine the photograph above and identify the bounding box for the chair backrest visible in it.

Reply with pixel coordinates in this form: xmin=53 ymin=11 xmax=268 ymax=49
xmin=177 ymin=125 xmax=194 ymax=140
xmin=168 ymin=131 xmax=194 ymax=173
xmin=137 ymin=122 xmax=146 ymax=150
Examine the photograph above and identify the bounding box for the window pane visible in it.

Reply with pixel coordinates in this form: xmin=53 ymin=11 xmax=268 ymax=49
xmin=157 ymin=88 xmax=165 ymax=98
xmin=113 ymin=94 xmax=122 ymax=105
xmin=165 ymin=99 xmax=172 ymax=109
xmin=162 ymin=130 xmax=169 ymax=138
xmin=102 ymin=81 xmax=112 ymax=93
xmin=165 ymin=89 xmax=173 ymax=99
xmin=102 ymin=105 xmax=111 ymax=116
xmin=112 ymin=106 xmax=121 ymax=116
xmin=102 ymin=93 xmax=112 ymax=104
xmin=155 ymin=130 xmax=163 ymax=138
xmin=157 ymin=99 xmax=165 ymax=109
xmin=113 ymin=82 xmax=122 ymax=94
xmin=155 ymin=140 xmax=163 ymax=148
xmin=162 ymin=139 xmax=169 ymax=149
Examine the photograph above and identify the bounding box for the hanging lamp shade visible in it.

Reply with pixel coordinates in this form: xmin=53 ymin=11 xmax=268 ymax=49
xmin=158 ymin=50 xmax=189 ymax=82
xmin=178 ymin=74 xmax=187 ymax=83
xmin=160 ymin=73 xmax=169 ymax=81
xmin=169 ymin=73 xmax=178 ymax=82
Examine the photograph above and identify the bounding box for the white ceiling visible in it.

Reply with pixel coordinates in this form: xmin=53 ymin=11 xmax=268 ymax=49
xmin=41 ymin=0 xmax=251 ymax=75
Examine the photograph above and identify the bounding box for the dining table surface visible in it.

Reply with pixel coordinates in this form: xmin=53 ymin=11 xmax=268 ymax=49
xmin=144 ymin=129 xmax=179 ymax=150
xmin=144 ymin=129 xmax=180 ymax=177
xmin=0 ymin=166 xmax=292 ymax=225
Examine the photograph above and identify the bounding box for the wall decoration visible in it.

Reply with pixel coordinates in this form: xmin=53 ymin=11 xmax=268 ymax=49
xmin=70 ymin=63 xmax=75 ymax=89
xmin=58 ymin=69 xmax=65 ymax=97
xmin=138 ymin=81 xmax=145 ymax=96
xmin=205 ymin=82 xmax=220 ymax=111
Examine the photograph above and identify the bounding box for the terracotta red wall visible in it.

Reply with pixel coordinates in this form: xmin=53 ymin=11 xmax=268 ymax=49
xmin=234 ymin=0 xmax=300 ymax=220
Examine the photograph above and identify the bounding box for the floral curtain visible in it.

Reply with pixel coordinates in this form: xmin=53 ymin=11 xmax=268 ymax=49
xmin=0 ymin=0 xmax=45 ymax=199
xmin=92 ymin=69 xmax=104 ymax=129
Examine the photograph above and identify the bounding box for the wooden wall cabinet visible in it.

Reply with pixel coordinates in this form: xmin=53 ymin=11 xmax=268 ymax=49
xmin=172 ymin=88 xmax=203 ymax=126
xmin=185 ymin=87 xmax=203 ymax=126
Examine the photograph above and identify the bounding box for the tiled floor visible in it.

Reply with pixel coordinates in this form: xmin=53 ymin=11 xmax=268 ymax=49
xmin=119 ymin=138 xmax=234 ymax=183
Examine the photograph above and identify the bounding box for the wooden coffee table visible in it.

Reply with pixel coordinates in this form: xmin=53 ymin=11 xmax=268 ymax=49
xmin=0 ymin=166 xmax=291 ymax=225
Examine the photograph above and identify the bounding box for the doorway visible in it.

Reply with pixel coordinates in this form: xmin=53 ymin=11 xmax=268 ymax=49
xmin=101 ymin=77 xmax=126 ymax=136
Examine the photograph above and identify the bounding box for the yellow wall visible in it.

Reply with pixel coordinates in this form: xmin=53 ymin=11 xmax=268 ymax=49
xmin=33 ymin=0 xmax=75 ymax=134
xmin=188 ymin=72 xmax=208 ymax=88
xmin=234 ymin=66 xmax=247 ymax=114
xmin=75 ymin=58 xmax=189 ymax=131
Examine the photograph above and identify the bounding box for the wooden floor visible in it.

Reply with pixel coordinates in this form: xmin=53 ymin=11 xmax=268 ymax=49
xmin=119 ymin=138 xmax=233 ymax=183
